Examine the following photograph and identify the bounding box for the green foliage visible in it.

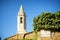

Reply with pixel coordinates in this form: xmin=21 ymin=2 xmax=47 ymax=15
xmin=33 ymin=11 xmax=60 ymax=31
xmin=23 ymin=38 xmax=33 ymax=40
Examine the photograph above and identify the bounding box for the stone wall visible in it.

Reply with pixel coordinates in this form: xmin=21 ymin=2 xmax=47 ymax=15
xmin=25 ymin=31 xmax=60 ymax=40
xmin=5 ymin=34 xmax=24 ymax=40
xmin=5 ymin=31 xmax=60 ymax=40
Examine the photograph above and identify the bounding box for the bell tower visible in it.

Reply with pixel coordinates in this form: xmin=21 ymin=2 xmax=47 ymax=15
xmin=17 ymin=5 xmax=26 ymax=34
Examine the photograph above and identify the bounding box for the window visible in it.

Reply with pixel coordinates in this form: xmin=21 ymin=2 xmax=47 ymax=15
xmin=20 ymin=17 xmax=22 ymax=23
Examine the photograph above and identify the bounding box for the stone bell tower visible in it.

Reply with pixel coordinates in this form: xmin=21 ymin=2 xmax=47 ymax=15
xmin=17 ymin=5 xmax=26 ymax=34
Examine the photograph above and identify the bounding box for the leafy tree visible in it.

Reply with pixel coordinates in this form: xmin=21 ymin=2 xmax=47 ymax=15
xmin=33 ymin=11 xmax=60 ymax=31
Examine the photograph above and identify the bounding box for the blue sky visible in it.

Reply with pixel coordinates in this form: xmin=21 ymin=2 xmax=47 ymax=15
xmin=0 ymin=0 xmax=60 ymax=39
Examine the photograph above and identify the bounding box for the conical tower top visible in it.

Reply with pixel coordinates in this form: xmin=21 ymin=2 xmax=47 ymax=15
xmin=18 ymin=5 xmax=25 ymax=15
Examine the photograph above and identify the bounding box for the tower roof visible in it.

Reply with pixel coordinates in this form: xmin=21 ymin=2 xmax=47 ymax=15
xmin=18 ymin=5 xmax=25 ymax=15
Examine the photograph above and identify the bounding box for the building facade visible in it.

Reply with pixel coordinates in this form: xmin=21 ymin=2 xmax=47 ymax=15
xmin=5 ymin=5 xmax=60 ymax=40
